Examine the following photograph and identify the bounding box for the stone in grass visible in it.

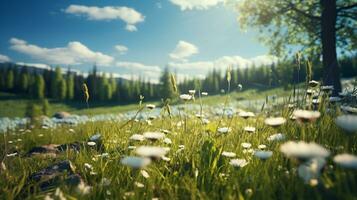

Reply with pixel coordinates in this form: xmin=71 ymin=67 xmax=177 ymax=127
xmin=52 ymin=111 xmax=71 ymax=119
xmin=27 ymin=160 xmax=85 ymax=191
xmin=26 ymin=142 xmax=83 ymax=158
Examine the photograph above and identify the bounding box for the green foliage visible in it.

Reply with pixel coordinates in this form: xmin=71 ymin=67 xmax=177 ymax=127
xmin=59 ymin=79 xmax=67 ymax=100
xmin=41 ymin=98 xmax=50 ymax=116
xmin=6 ymin=69 xmax=14 ymax=91
xmin=24 ymin=101 xmax=42 ymax=119
xmin=160 ymin=67 xmax=175 ymax=100
xmin=33 ymin=74 xmax=45 ymax=99
xmin=66 ymin=74 xmax=74 ymax=100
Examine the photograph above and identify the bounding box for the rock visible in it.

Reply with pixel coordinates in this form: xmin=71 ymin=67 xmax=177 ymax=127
xmin=27 ymin=160 xmax=84 ymax=191
xmin=26 ymin=144 xmax=60 ymax=158
xmin=26 ymin=142 xmax=83 ymax=158
xmin=53 ymin=112 xmax=71 ymax=119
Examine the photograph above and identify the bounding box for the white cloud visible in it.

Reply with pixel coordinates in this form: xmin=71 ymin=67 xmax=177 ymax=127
xmin=115 ymin=61 xmax=162 ymax=83
xmin=10 ymin=38 xmax=114 ymax=66
xmin=16 ymin=62 xmax=51 ymax=70
xmin=0 ymin=54 xmax=11 ymax=63
xmin=169 ymin=40 xmax=199 ymax=61
xmin=168 ymin=54 xmax=278 ymax=79
xmin=65 ymin=5 xmax=145 ymax=31
xmin=170 ymin=0 xmax=225 ymax=10
xmin=114 ymin=45 xmax=128 ymax=55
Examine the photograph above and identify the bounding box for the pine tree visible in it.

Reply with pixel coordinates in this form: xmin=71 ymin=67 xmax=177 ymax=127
xmin=66 ymin=73 xmax=74 ymax=100
xmin=6 ymin=69 xmax=14 ymax=91
xmin=19 ymin=66 xmax=29 ymax=93
xmin=160 ymin=67 xmax=175 ymax=100
xmin=33 ymin=74 xmax=45 ymax=99
xmin=59 ymin=79 xmax=67 ymax=100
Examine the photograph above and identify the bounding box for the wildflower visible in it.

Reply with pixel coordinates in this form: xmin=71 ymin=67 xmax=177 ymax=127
xmin=76 ymin=181 xmax=92 ymax=195
xmin=161 ymin=156 xmax=171 ymax=161
xmin=333 ymin=154 xmax=357 ymax=169
xmin=268 ymin=133 xmax=285 ymax=142
xmin=146 ymin=104 xmax=156 ymax=109
xmin=293 ymin=110 xmax=321 ymax=123
xmin=6 ymin=152 xmax=18 ymax=157
xmin=335 ymin=115 xmax=357 ymax=133
xmin=244 ymin=126 xmax=256 ymax=133
xmin=180 ymin=94 xmax=192 ymax=101
xmin=229 ymin=159 xmax=248 ymax=168
xmin=238 ymin=111 xmax=255 ymax=119
xmin=188 ymin=90 xmax=196 ymax=95
xmin=258 ymin=144 xmax=267 ymax=149
xmin=280 ymin=141 xmax=330 ymax=159
xmin=140 ymin=170 xmax=150 ymax=178
xmin=238 ymin=84 xmax=243 ymax=91
xmin=241 ymin=142 xmax=252 ymax=149
xmin=298 ymin=157 xmax=326 ymax=183
xmin=222 ymin=151 xmax=236 ymax=158
xmin=218 ymin=127 xmax=231 ymax=134
xmin=121 ymin=156 xmax=151 ymax=168
xmin=135 ymin=146 xmax=169 ymax=159
xmin=135 ymin=182 xmax=145 ymax=188
xmin=100 ymin=178 xmax=111 ymax=186
xmin=163 ymin=138 xmax=172 ymax=144
xmin=129 ymin=134 xmax=145 ymax=141
xmin=308 ymin=80 xmax=319 ymax=87
xmin=84 ymin=163 xmax=93 ymax=171
xmin=265 ymin=117 xmax=286 ymax=127
xmin=143 ymin=131 xmax=165 ymax=140
xmin=245 ymin=188 xmax=253 ymax=197
xmin=201 ymin=92 xmax=208 ymax=96
xmin=128 ymin=146 xmax=136 ymax=150
xmin=254 ymin=151 xmax=273 ymax=160
xmin=87 ymin=141 xmax=96 ymax=146
xmin=90 ymin=134 xmax=101 ymax=141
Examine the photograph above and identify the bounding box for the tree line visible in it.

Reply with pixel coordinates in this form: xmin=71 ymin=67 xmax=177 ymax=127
xmin=0 ymin=54 xmax=356 ymax=104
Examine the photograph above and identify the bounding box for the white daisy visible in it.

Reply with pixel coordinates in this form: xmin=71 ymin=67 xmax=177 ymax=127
xmin=264 ymin=117 xmax=286 ymax=127
xmin=135 ymin=146 xmax=169 ymax=158
xmin=241 ymin=142 xmax=252 ymax=149
xmin=293 ymin=110 xmax=321 ymax=122
xmin=254 ymin=151 xmax=273 ymax=160
xmin=201 ymin=92 xmax=208 ymax=96
xmin=335 ymin=115 xmax=357 ymax=133
xmin=87 ymin=141 xmax=96 ymax=146
xmin=222 ymin=151 xmax=236 ymax=158
xmin=121 ymin=156 xmax=151 ymax=168
xmin=333 ymin=153 xmax=357 ymax=169
xmin=218 ymin=127 xmax=231 ymax=134
xmin=180 ymin=94 xmax=192 ymax=101
xmin=229 ymin=159 xmax=248 ymax=168
xmin=244 ymin=126 xmax=256 ymax=133
xmin=163 ymin=138 xmax=172 ymax=144
xmin=129 ymin=134 xmax=145 ymax=141
xmin=146 ymin=104 xmax=156 ymax=109
xmin=258 ymin=144 xmax=267 ymax=149
xmin=143 ymin=131 xmax=165 ymax=140
xmin=280 ymin=141 xmax=330 ymax=159
xmin=188 ymin=90 xmax=196 ymax=95
xmin=238 ymin=111 xmax=255 ymax=119
xmin=268 ymin=133 xmax=285 ymax=142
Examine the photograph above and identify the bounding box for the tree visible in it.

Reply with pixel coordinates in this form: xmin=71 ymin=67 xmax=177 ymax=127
xmin=19 ymin=66 xmax=29 ymax=93
xmin=66 ymin=73 xmax=74 ymax=100
xmin=51 ymin=67 xmax=63 ymax=99
xmin=33 ymin=74 xmax=45 ymax=99
xmin=160 ymin=67 xmax=175 ymax=100
xmin=6 ymin=69 xmax=14 ymax=91
xmin=59 ymin=79 xmax=67 ymax=100
xmin=236 ymin=0 xmax=357 ymax=94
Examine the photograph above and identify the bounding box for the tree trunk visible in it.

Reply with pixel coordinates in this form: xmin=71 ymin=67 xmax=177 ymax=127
xmin=320 ymin=0 xmax=341 ymax=95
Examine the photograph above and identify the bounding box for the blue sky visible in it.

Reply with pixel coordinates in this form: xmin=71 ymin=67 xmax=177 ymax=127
xmin=0 ymin=0 xmax=277 ymax=82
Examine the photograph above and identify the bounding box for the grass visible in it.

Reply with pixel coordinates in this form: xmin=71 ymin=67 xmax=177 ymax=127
xmin=0 ymin=86 xmax=357 ymax=199
xmin=0 ymin=87 xmax=291 ymax=118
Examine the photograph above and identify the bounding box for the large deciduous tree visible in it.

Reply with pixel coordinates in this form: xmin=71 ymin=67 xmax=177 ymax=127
xmin=236 ymin=0 xmax=357 ymax=94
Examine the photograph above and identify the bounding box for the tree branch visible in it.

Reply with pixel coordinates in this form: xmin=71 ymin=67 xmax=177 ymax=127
xmin=288 ymin=2 xmax=321 ymax=20
xmin=338 ymin=3 xmax=357 ymax=11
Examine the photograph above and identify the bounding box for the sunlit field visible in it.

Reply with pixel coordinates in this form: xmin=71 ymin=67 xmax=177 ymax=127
xmin=1 ymin=0 xmax=357 ymax=199
xmin=1 ymin=78 xmax=357 ymax=200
